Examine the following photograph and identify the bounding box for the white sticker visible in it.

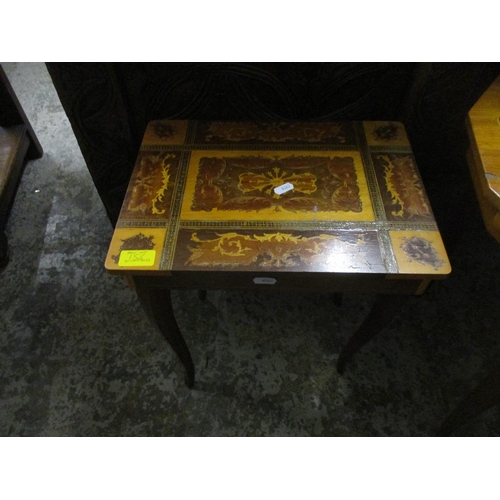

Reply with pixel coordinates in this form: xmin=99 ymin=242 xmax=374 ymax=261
xmin=253 ymin=277 xmax=277 ymax=285
xmin=274 ymin=182 xmax=294 ymax=195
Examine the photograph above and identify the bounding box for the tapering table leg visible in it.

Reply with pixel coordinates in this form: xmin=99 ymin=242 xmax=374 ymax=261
xmin=136 ymin=287 xmax=195 ymax=388
xmin=337 ymin=294 xmax=410 ymax=375
xmin=0 ymin=230 xmax=9 ymax=269
xmin=437 ymin=364 xmax=500 ymax=436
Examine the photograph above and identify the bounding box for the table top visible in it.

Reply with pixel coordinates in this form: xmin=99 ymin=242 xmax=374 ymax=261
xmin=105 ymin=120 xmax=450 ymax=283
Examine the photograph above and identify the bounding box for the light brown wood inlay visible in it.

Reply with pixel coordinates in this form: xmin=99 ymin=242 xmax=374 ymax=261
xmin=466 ymin=74 xmax=500 ymax=244
xmin=106 ymin=120 xmax=450 ymax=280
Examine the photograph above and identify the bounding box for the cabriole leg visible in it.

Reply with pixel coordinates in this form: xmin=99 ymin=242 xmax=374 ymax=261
xmin=136 ymin=287 xmax=195 ymax=388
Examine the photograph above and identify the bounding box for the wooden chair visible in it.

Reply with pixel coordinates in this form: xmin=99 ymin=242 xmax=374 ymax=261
xmin=0 ymin=65 xmax=43 ymax=268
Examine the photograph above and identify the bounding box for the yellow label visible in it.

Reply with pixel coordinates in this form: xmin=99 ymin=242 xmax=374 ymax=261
xmin=118 ymin=250 xmax=156 ymax=267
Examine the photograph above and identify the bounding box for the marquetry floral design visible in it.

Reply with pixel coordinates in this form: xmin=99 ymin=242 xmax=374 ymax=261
xmin=329 ymin=156 xmax=362 ymax=212
xmin=152 ymin=122 xmax=176 ymax=139
xmin=125 ymin=153 xmax=176 ymax=216
xmin=204 ymin=121 xmax=348 ymax=143
xmin=238 ymin=167 xmax=317 ymax=198
xmin=372 ymin=122 xmax=400 ymax=142
xmin=378 ymin=154 xmax=431 ymax=219
xmin=190 ymin=155 xmax=362 ymax=213
xmin=400 ymin=236 xmax=445 ymax=270
xmin=185 ymin=231 xmax=369 ymax=269
xmin=111 ymin=233 xmax=155 ymax=263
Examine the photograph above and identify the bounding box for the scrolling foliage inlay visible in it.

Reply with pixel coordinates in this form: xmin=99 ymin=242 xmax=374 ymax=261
xmin=121 ymin=152 xmax=179 ymax=218
xmin=374 ymin=154 xmax=432 ymax=221
xmin=182 ymin=230 xmax=382 ymax=272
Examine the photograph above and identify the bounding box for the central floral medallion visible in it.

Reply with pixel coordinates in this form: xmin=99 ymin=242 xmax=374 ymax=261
xmin=190 ymin=154 xmax=362 ymax=214
xmin=238 ymin=167 xmax=317 ymax=198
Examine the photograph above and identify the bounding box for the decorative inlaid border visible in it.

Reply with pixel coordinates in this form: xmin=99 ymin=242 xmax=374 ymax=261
xmin=179 ymin=220 xmax=439 ymax=232
xmin=185 ymin=121 xmax=198 ymax=144
xmin=160 ymin=151 xmax=191 ymax=270
xmin=353 ymin=122 xmax=387 ymax=221
xmin=117 ymin=220 xmax=169 ymax=228
xmin=378 ymin=230 xmax=399 ymax=273
xmin=369 ymin=146 xmax=413 ymax=154
xmin=141 ymin=143 xmax=360 ymax=152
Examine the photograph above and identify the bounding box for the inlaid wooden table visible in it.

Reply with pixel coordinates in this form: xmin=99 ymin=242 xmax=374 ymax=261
xmin=105 ymin=120 xmax=451 ymax=387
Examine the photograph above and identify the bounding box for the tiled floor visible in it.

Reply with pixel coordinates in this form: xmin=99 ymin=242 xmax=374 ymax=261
xmin=1 ymin=62 xmax=500 ymax=436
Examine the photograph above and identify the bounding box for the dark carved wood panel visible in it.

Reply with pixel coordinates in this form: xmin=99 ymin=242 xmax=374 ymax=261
xmin=46 ymin=63 xmax=138 ymax=225
xmin=46 ymin=62 xmax=500 ymax=227
xmin=403 ymin=63 xmax=500 ymax=174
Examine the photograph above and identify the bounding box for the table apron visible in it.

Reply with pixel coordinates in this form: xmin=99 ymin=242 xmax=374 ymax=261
xmin=129 ymin=272 xmax=430 ymax=295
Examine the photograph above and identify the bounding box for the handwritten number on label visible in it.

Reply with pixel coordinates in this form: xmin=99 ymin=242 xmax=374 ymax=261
xmin=118 ymin=250 xmax=156 ymax=267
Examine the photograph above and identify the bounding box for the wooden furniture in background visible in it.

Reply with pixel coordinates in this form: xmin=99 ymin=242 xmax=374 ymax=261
xmin=466 ymin=74 xmax=500 ymax=245
xmin=438 ymin=74 xmax=500 ymax=436
xmin=105 ymin=119 xmax=451 ymax=387
xmin=0 ymin=66 xmax=43 ymax=268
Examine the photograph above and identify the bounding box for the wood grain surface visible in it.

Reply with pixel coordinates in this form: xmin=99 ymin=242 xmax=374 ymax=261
xmin=467 ymin=74 xmax=500 ymax=244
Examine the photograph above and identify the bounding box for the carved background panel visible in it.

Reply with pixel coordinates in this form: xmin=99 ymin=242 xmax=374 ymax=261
xmin=46 ymin=63 xmax=500 ymax=228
